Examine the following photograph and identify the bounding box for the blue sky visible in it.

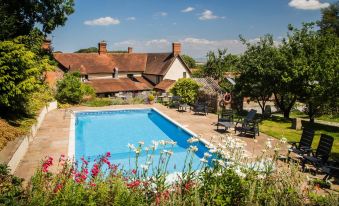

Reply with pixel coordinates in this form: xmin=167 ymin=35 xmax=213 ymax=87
xmin=51 ymin=0 xmax=334 ymax=58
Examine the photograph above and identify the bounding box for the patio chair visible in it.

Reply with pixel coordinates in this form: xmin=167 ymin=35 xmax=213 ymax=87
xmin=288 ymin=127 xmax=315 ymax=159
xmin=217 ymin=109 xmax=234 ymax=132
xmin=322 ymin=160 xmax=339 ymax=181
xmin=234 ymin=109 xmax=259 ymax=138
xmin=170 ymin=96 xmax=181 ymax=109
xmin=301 ymin=134 xmax=334 ymax=174
xmin=192 ymin=101 xmax=208 ymax=115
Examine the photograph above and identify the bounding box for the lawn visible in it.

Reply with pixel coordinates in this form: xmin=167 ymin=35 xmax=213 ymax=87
xmin=260 ymin=116 xmax=339 ymax=161
xmin=275 ymin=110 xmax=339 ymax=124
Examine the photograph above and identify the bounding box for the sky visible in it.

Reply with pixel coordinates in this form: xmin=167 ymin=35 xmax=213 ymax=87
xmin=51 ymin=0 xmax=335 ymax=59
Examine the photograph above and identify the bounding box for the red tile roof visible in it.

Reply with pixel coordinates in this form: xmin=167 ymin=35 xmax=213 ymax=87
xmin=53 ymin=52 xmax=179 ymax=76
xmin=85 ymin=77 xmax=152 ymax=93
xmin=154 ymin=79 xmax=176 ymax=91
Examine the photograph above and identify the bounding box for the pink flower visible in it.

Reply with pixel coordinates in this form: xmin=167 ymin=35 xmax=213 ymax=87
xmin=90 ymin=182 xmax=96 ymax=187
xmin=91 ymin=164 xmax=100 ymax=177
xmin=105 ymin=152 xmax=111 ymax=157
xmin=131 ymin=169 xmax=137 ymax=175
xmin=80 ymin=157 xmax=88 ymax=165
xmin=42 ymin=156 xmax=53 ymax=173
xmin=126 ymin=180 xmax=141 ymax=189
xmin=54 ymin=183 xmax=63 ymax=193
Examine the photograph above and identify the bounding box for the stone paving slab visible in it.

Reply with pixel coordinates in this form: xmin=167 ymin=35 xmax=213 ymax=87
xmin=15 ymin=103 xmax=282 ymax=180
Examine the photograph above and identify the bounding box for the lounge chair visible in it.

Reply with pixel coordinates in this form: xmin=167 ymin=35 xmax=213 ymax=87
xmin=301 ymin=134 xmax=334 ymax=174
xmin=192 ymin=102 xmax=208 ymax=115
xmin=235 ymin=109 xmax=259 ymax=138
xmin=217 ymin=109 xmax=234 ymax=132
xmin=288 ymin=127 xmax=315 ymax=159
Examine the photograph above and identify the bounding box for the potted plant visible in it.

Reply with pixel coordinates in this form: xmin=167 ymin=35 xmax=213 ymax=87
xmin=148 ymin=94 xmax=155 ymax=104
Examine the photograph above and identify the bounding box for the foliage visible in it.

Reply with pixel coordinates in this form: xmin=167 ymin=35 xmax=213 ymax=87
xmin=0 ymin=0 xmax=75 ymax=40
xmin=55 ymin=72 xmax=95 ymax=104
xmin=204 ymin=49 xmax=239 ymax=80
xmin=82 ymin=98 xmax=113 ymax=107
xmin=235 ymin=35 xmax=277 ymax=114
xmin=0 ymin=164 xmax=25 ymax=205
xmin=83 ymin=97 xmax=145 ymax=107
xmin=284 ymin=23 xmax=339 ymax=122
xmin=181 ymin=54 xmax=196 ymax=69
xmin=191 ymin=64 xmax=205 ymax=78
xmin=170 ymin=78 xmax=200 ymax=104
xmin=75 ymin=47 xmax=98 ymax=53
xmin=148 ymin=94 xmax=155 ymax=102
xmin=0 ymin=120 xmax=24 ymax=150
xmin=0 ymin=41 xmax=42 ymax=116
xmin=318 ymin=1 xmax=339 ymax=36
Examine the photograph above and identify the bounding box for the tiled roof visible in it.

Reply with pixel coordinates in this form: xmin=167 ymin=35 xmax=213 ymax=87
xmin=154 ymin=79 xmax=176 ymax=91
xmin=54 ymin=53 xmax=147 ymax=74
xmin=85 ymin=77 xmax=152 ymax=93
xmin=144 ymin=53 xmax=176 ymax=75
xmin=192 ymin=77 xmax=223 ymax=93
xmin=53 ymin=52 xmax=177 ymax=76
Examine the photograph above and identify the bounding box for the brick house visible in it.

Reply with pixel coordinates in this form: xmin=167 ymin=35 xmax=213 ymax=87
xmin=52 ymin=41 xmax=191 ymax=97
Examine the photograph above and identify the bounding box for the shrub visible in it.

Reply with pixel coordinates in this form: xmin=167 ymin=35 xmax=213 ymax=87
xmin=0 ymin=164 xmax=25 ymax=205
xmin=83 ymin=98 xmax=112 ymax=107
xmin=56 ymin=72 xmax=95 ymax=104
xmin=148 ymin=94 xmax=155 ymax=102
xmin=0 ymin=119 xmax=24 ymax=150
xmin=170 ymin=78 xmax=200 ymax=104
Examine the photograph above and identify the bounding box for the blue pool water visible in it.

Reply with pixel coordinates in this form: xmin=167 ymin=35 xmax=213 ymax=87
xmin=75 ymin=109 xmax=210 ymax=172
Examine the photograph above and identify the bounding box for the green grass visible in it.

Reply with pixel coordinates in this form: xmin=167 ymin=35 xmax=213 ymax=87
xmin=276 ymin=110 xmax=339 ymax=124
xmin=260 ymin=116 xmax=339 ymax=161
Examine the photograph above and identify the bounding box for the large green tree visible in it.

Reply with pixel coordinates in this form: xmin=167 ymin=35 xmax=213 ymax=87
xmin=181 ymin=54 xmax=196 ymax=69
xmin=204 ymin=49 xmax=239 ymax=81
xmin=0 ymin=41 xmax=45 ymax=115
xmin=0 ymin=0 xmax=74 ymax=40
xmin=285 ymin=24 xmax=339 ymax=123
xmin=318 ymin=1 xmax=339 ymax=36
xmin=235 ymin=35 xmax=277 ymax=114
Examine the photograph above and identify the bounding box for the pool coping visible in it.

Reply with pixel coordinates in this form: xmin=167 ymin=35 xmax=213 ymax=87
xmin=68 ymin=107 xmax=212 ymax=159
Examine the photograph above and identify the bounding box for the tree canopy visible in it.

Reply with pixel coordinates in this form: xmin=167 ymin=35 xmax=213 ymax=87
xmin=75 ymin=47 xmax=98 ymax=53
xmin=181 ymin=54 xmax=197 ymax=69
xmin=0 ymin=0 xmax=74 ymax=40
xmin=318 ymin=1 xmax=339 ymax=36
xmin=170 ymin=78 xmax=200 ymax=104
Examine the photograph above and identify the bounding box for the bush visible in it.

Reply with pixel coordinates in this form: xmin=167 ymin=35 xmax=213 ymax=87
xmin=83 ymin=98 xmax=112 ymax=107
xmin=148 ymin=94 xmax=155 ymax=102
xmin=0 ymin=120 xmax=24 ymax=150
xmin=0 ymin=164 xmax=25 ymax=205
xmin=170 ymin=78 xmax=200 ymax=104
xmin=56 ymin=72 xmax=95 ymax=104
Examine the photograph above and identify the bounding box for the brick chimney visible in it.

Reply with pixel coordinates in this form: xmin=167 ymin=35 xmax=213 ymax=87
xmin=128 ymin=47 xmax=133 ymax=54
xmin=172 ymin=42 xmax=181 ymax=56
xmin=98 ymin=41 xmax=107 ymax=55
xmin=42 ymin=39 xmax=52 ymax=51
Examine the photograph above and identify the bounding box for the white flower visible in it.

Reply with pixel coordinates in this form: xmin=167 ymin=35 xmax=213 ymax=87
xmin=146 ymin=161 xmax=152 ymax=165
xmin=187 ymin=137 xmax=199 ymax=143
xmin=152 ymin=140 xmax=159 ymax=147
xmin=204 ymin=152 xmax=212 ymax=158
xmin=209 ymin=148 xmax=217 ymax=153
xmin=134 ymin=148 xmax=141 ymax=154
xmin=138 ymin=141 xmax=144 ymax=145
xmin=167 ymin=140 xmax=177 ymax=145
xmin=280 ymin=137 xmax=287 ymax=144
xmin=140 ymin=164 xmax=148 ymax=170
xmin=217 ymin=160 xmax=226 ymax=167
xmin=128 ymin=143 xmax=135 ymax=150
xmin=200 ymin=158 xmax=208 ymax=163
xmin=189 ymin=145 xmax=198 ymax=152
xmin=145 ymin=147 xmax=149 ymax=151
xmin=166 ymin=150 xmax=174 ymax=156
xmin=266 ymin=141 xmax=272 ymax=149
xmin=159 ymin=140 xmax=166 ymax=145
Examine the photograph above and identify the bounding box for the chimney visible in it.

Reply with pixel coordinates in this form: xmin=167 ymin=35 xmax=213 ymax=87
xmin=42 ymin=39 xmax=52 ymax=51
xmin=98 ymin=41 xmax=107 ymax=55
xmin=128 ymin=47 xmax=133 ymax=54
xmin=172 ymin=42 xmax=181 ymax=56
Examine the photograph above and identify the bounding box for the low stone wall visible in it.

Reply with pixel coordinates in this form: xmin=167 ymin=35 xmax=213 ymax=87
xmin=0 ymin=101 xmax=58 ymax=173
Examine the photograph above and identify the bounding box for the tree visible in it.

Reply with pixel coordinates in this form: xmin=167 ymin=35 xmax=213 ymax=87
xmin=170 ymin=78 xmax=200 ymax=104
xmin=318 ymin=1 xmax=339 ymax=36
xmin=181 ymin=54 xmax=196 ymax=69
xmin=75 ymin=47 xmax=98 ymax=53
xmin=285 ymin=24 xmax=339 ymax=123
xmin=0 ymin=0 xmax=74 ymax=40
xmin=204 ymin=49 xmax=239 ymax=81
xmin=56 ymin=72 xmax=95 ymax=104
xmin=235 ymin=35 xmax=277 ymax=114
xmin=0 ymin=41 xmax=42 ymax=115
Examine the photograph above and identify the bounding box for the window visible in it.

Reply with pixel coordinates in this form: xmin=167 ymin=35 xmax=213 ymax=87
xmin=183 ymin=72 xmax=187 ymax=78
xmin=156 ymin=76 xmax=161 ymax=84
xmin=127 ymin=74 xmax=134 ymax=79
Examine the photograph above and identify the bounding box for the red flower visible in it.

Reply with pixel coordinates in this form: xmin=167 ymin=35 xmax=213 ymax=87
xmin=53 ymin=183 xmax=63 ymax=193
xmin=127 ymin=180 xmax=141 ymax=189
xmin=91 ymin=164 xmax=100 ymax=177
xmin=80 ymin=157 xmax=88 ymax=165
xmin=90 ymin=182 xmax=96 ymax=187
xmin=184 ymin=181 xmax=193 ymax=191
xmin=131 ymin=169 xmax=137 ymax=175
xmin=110 ymin=164 xmax=118 ymax=172
xmin=42 ymin=156 xmax=53 ymax=173
xmin=105 ymin=152 xmax=111 ymax=157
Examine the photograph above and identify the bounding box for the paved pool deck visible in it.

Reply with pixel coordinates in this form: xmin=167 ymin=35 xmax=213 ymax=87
xmin=15 ymin=104 xmax=283 ymax=180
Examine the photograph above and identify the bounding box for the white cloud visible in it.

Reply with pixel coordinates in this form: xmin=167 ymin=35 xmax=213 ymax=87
xmin=126 ymin=17 xmax=136 ymax=21
xmin=181 ymin=7 xmax=195 ymax=13
xmin=145 ymin=39 xmax=170 ymax=46
xmin=155 ymin=12 xmax=168 ymax=17
xmin=84 ymin=17 xmax=120 ymax=26
xmin=199 ymin=10 xmax=224 ymax=20
xmin=288 ymin=0 xmax=330 ymax=10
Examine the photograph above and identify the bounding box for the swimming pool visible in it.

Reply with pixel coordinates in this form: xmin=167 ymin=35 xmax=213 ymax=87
xmin=70 ymin=108 xmax=211 ymax=172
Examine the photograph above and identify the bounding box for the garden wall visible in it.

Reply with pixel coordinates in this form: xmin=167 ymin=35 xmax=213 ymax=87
xmin=0 ymin=101 xmax=58 ymax=174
